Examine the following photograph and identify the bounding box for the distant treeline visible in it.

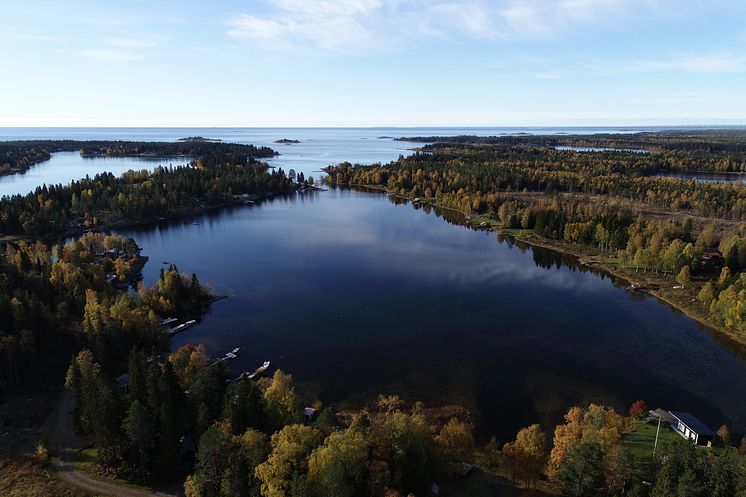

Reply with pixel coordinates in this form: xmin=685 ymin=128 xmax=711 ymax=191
xmin=0 ymin=139 xmax=277 ymax=177
xmin=327 ymin=147 xmax=746 ymax=219
xmin=400 ymin=130 xmax=746 ymax=170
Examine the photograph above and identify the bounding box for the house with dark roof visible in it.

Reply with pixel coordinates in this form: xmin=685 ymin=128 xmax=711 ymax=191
xmin=116 ymin=372 xmax=129 ymax=393
xmin=669 ymin=411 xmax=715 ymax=446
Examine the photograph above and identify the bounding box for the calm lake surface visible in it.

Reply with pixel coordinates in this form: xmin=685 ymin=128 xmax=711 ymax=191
xmin=0 ymin=152 xmax=190 ymax=198
xmin=119 ymin=190 xmax=746 ymax=440
xmin=2 ymin=127 xmax=745 ymax=439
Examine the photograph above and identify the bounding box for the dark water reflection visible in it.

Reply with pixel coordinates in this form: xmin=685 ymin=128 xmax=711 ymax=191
xmin=120 ymin=188 xmax=746 ymax=440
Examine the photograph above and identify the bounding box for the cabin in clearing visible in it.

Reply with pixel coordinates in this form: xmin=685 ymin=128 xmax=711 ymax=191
xmin=669 ymin=411 xmax=715 ymax=446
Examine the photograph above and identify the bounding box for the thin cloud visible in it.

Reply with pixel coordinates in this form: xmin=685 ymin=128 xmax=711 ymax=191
xmin=586 ymin=51 xmax=746 ymax=75
xmin=532 ymin=71 xmax=568 ymax=80
xmin=226 ymin=0 xmax=663 ymax=52
xmin=635 ymin=53 xmax=746 ymax=73
xmin=641 ymin=91 xmax=746 ymax=105
xmin=226 ymin=1 xmax=383 ymax=52
xmin=0 ymin=30 xmax=57 ymax=43
xmin=227 ymin=15 xmax=286 ymax=42
xmin=78 ymin=36 xmax=161 ymax=63
xmin=102 ymin=36 xmax=161 ymax=49
xmin=500 ymin=3 xmax=554 ymax=39
xmin=80 ymin=49 xmax=143 ymax=63
xmin=428 ymin=2 xmax=499 ymax=39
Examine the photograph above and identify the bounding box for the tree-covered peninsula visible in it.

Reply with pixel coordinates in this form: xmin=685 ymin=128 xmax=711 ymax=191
xmin=0 ymin=140 xmax=296 ymax=238
xmin=0 ymin=139 xmax=276 ymax=177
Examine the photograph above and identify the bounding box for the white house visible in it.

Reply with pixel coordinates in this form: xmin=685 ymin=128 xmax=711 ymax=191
xmin=669 ymin=411 xmax=715 ymax=447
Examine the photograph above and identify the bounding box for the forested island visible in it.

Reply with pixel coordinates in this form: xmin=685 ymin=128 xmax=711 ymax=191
xmin=326 ymin=130 xmax=746 ymax=347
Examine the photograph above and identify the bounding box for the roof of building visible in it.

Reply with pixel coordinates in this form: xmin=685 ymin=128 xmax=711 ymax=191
xmin=669 ymin=411 xmax=715 ymax=437
xmin=116 ymin=372 xmax=129 ymax=386
xmin=649 ymin=408 xmax=676 ymax=423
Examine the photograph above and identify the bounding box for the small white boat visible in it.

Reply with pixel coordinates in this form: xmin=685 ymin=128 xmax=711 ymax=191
xmin=168 ymin=323 xmax=188 ymax=335
xmin=247 ymin=360 xmax=271 ymax=380
xmin=168 ymin=319 xmax=197 ymax=335
xmin=160 ymin=317 xmax=178 ymax=326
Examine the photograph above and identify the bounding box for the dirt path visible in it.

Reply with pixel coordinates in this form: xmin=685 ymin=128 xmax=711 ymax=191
xmin=55 ymin=388 xmax=176 ymax=497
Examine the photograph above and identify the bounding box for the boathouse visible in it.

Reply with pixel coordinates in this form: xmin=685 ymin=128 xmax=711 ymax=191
xmin=668 ymin=411 xmax=715 ymax=446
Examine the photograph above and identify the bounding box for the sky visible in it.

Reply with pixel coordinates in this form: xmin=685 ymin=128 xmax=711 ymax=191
xmin=1 ymin=0 xmax=745 ymax=127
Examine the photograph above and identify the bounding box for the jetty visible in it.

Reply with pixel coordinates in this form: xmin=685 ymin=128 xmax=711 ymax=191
xmin=234 ymin=360 xmax=271 ymax=382
xmin=223 ymin=347 xmax=240 ymax=360
xmin=167 ymin=319 xmax=197 ymax=336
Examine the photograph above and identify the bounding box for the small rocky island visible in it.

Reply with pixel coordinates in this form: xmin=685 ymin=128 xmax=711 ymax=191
xmin=274 ymin=138 xmax=301 ymax=144
xmin=178 ymin=136 xmax=222 ymax=142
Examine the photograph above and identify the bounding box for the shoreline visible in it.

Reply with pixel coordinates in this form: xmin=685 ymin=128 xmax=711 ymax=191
xmin=0 ymin=189 xmax=311 ymax=245
xmin=4 ymin=176 xmax=742 ymax=346
xmin=504 ymin=234 xmax=745 ymax=348
xmin=341 ymin=182 xmax=746 ymax=349
xmin=0 ymin=143 xmax=279 ymax=183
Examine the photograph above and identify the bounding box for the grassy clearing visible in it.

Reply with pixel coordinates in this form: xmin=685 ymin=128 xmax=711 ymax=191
xmin=499 ymin=227 xmax=534 ymax=237
xmin=622 ymin=420 xmax=683 ymax=460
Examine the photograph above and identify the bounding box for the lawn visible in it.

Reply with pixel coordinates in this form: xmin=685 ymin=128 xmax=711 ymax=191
xmin=622 ymin=420 xmax=683 ymax=460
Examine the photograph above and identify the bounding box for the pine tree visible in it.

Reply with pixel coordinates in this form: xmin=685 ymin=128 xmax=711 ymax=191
xmin=123 ymin=400 xmax=154 ymax=483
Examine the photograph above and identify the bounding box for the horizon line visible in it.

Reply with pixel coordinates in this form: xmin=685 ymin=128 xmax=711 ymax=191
xmin=1 ymin=123 xmax=745 ymax=129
